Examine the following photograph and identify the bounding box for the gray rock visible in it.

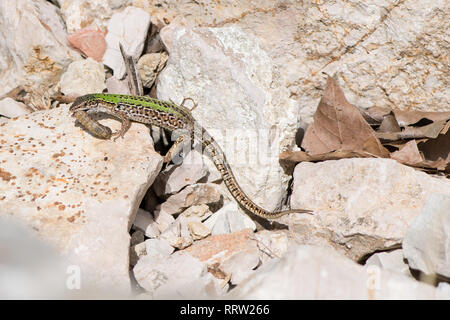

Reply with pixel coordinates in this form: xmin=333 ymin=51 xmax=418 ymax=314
xmin=289 ymin=159 xmax=450 ymax=260
xmin=403 ymin=193 xmax=450 ymax=277
xmin=0 ymin=98 xmax=31 ymax=118
xmin=0 ymin=105 xmax=163 ymax=294
xmin=133 ymin=209 xmax=160 ymax=238
xmin=229 ymin=245 xmax=448 ymax=299
xmin=133 ymin=251 xmax=212 ymax=299
xmin=365 ymin=249 xmax=412 ymax=278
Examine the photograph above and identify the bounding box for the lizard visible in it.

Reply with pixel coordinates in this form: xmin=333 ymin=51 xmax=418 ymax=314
xmin=69 ymin=93 xmax=313 ymax=220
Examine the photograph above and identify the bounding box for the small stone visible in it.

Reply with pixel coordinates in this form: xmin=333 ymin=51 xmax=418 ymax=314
xmin=138 ymin=52 xmax=169 ymax=88
xmin=253 ymin=230 xmax=290 ymax=263
xmin=0 ymin=98 xmax=31 ymax=118
xmin=130 ymin=242 xmax=146 ymax=267
xmin=68 ymin=26 xmax=107 ymax=62
xmin=153 ymin=209 xmax=175 ymax=233
xmin=130 ymin=230 xmax=144 ymax=246
xmin=103 ymin=7 xmax=151 ymax=78
xmin=145 ymin=238 xmax=174 ymax=258
xmin=187 ymin=221 xmax=211 ymax=240
xmin=403 ymin=193 xmax=450 ymax=278
xmin=133 ymin=209 xmax=160 ymax=238
xmin=59 ymin=58 xmax=106 ymax=96
xmin=181 ymin=204 xmax=212 ymax=221
xmin=221 ymin=248 xmax=261 ymax=285
xmin=159 ymin=216 xmax=193 ymax=249
xmin=106 ymin=76 xmax=131 ymax=95
xmin=204 ymin=202 xmax=256 ymax=235
xmin=133 ymin=251 xmax=208 ymax=299
xmin=365 ymin=249 xmax=412 ymax=278
xmin=153 ymin=151 xmax=209 ymax=197
xmin=159 ymin=183 xmax=223 ymax=216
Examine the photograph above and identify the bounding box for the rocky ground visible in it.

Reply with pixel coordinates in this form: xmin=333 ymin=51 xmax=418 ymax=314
xmin=0 ymin=0 xmax=449 ymax=299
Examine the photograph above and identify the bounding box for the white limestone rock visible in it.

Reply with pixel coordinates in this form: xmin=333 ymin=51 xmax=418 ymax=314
xmin=132 ymin=208 xmax=160 ymax=238
xmin=59 ymin=58 xmax=106 ymax=96
xmin=159 ymin=215 xmax=193 ymax=249
xmin=0 ymin=98 xmax=31 ymax=118
xmin=0 ymin=0 xmax=80 ymax=95
xmin=0 ymin=105 xmax=163 ymax=294
xmin=289 ymin=158 xmax=450 ymax=261
xmin=365 ymin=249 xmax=412 ymax=278
xmin=133 ymin=250 xmax=215 ymax=299
xmin=229 ymin=245 xmax=449 ymax=299
xmin=204 ymin=202 xmax=256 ymax=236
xmin=403 ymin=193 xmax=450 ymax=278
xmin=153 ymin=150 xmax=209 ymax=198
xmin=137 ymin=52 xmax=169 ymax=88
xmin=57 ymin=0 xmax=121 ymax=34
xmin=158 ymin=183 xmax=223 ymax=216
xmin=103 ymin=6 xmax=151 ymax=78
xmin=145 ymin=238 xmax=174 ymax=258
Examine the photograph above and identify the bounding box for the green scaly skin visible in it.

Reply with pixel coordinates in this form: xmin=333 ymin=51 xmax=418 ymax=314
xmin=70 ymin=93 xmax=313 ymax=220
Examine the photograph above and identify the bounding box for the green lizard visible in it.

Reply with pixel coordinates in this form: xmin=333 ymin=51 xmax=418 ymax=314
xmin=70 ymin=93 xmax=312 ymax=220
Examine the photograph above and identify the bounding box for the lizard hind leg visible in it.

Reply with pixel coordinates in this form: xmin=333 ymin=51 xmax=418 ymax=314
xmin=162 ymin=133 xmax=192 ymax=170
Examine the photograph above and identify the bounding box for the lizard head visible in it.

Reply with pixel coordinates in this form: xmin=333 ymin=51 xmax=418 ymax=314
xmin=69 ymin=94 xmax=98 ymax=113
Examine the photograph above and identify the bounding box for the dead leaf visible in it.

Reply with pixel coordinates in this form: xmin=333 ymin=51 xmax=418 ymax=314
xmin=378 ymin=112 xmax=401 ymax=133
xmin=377 ymin=120 xmax=449 ymax=141
xmin=390 ymin=140 xmax=423 ymax=166
xmin=393 ymin=110 xmax=450 ymax=127
xmin=280 ymin=149 xmax=375 ymax=163
xmin=302 ymin=77 xmax=389 ymax=157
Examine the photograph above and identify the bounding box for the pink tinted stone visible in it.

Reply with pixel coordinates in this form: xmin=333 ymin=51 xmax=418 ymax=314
xmin=68 ymin=27 xmax=106 ymax=62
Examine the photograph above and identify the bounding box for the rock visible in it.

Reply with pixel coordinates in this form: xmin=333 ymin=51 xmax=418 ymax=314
xmin=57 ymin=0 xmax=119 ymax=34
xmin=157 ymin=1 xmax=449 ymax=214
xmin=0 ymin=98 xmax=31 ymax=118
xmin=158 ymin=183 xmax=223 ymax=216
xmin=184 ymin=229 xmax=258 ymax=265
xmin=220 ymin=248 xmax=260 ymax=285
xmin=228 ymin=245 xmax=449 ymax=299
xmin=68 ymin=26 xmax=107 ymax=62
xmin=158 ymin=19 xmax=299 ymax=213
xmin=153 ymin=150 xmax=209 ymax=198
xmin=105 ymin=76 xmax=131 ymax=95
xmin=365 ymin=249 xmax=412 ymax=278
xmin=203 ymin=202 xmax=257 ymax=235
xmin=403 ymin=193 xmax=450 ymax=278
xmin=145 ymin=238 xmax=174 ymax=258
xmin=0 ymin=105 xmax=163 ymax=294
xmin=133 ymin=251 xmax=212 ymax=299
xmin=103 ymin=7 xmax=151 ymax=78
xmin=130 ymin=229 xmax=144 ymax=246
xmin=130 ymin=242 xmax=146 ymax=267
xmin=253 ymin=230 xmax=290 ymax=263
xmin=159 ymin=216 xmax=193 ymax=249
xmin=181 ymin=204 xmax=212 ymax=222
xmin=138 ymin=52 xmax=169 ymax=88
xmin=132 ymin=209 xmax=160 ymax=238
xmin=0 ymin=0 xmax=80 ymax=96
xmin=153 ymin=209 xmax=175 ymax=233
xmin=289 ymin=158 xmax=450 ymax=260
xmin=59 ymin=58 xmax=106 ymax=96
xmin=0 ymin=217 xmax=69 ymax=299
xmin=187 ymin=221 xmax=211 ymax=240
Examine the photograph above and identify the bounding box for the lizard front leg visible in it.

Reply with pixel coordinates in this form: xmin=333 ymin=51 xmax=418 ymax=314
xmin=108 ymin=108 xmax=132 ymax=141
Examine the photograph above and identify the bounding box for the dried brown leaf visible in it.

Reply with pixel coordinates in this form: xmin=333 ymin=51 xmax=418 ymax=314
xmin=302 ymin=77 xmax=389 ymax=157
xmin=390 ymin=140 xmax=423 ymax=166
xmin=280 ymin=149 xmax=374 ymax=163
xmin=393 ymin=110 xmax=450 ymax=126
